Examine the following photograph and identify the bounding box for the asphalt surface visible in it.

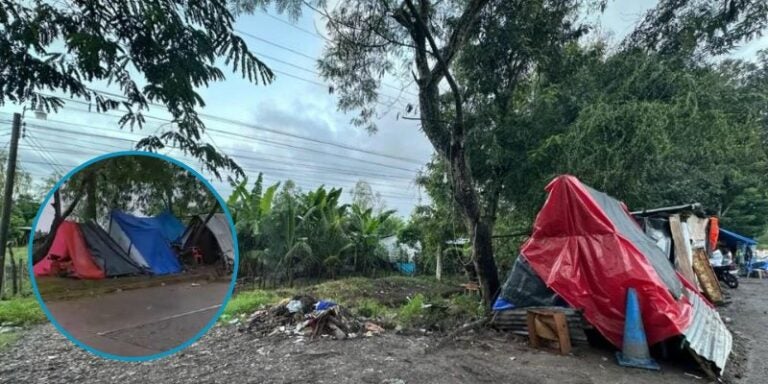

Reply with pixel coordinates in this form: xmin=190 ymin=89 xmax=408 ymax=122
xmin=42 ymin=280 xmax=229 ymax=357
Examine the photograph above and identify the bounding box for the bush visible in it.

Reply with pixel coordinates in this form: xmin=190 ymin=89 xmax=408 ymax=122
xmin=448 ymin=294 xmax=483 ymax=318
xmin=355 ymin=298 xmax=389 ymax=318
xmin=0 ymin=298 xmax=46 ymax=326
xmin=397 ymin=293 xmax=426 ymax=326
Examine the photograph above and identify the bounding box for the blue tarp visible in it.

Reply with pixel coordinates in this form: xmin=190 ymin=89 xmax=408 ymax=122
xmin=396 ymin=262 xmax=415 ymax=276
xmin=719 ymin=228 xmax=758 ymax=248
xmin=153 ymin=211 xmax=186 ymax=243
xmin=111 ymin=210 xmax=184 ymax=275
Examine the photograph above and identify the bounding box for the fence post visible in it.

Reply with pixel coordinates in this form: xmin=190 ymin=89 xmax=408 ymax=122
xmin=9 ymin=245 xmax=17 ymax=295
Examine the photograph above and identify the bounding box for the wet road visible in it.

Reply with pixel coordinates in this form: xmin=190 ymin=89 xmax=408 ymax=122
xmin=43 ymin=280 xmax=229 ymax=357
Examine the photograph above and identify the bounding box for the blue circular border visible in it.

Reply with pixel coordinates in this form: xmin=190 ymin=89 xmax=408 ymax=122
xmin=26 ymin=150 xmax=240 ymax=362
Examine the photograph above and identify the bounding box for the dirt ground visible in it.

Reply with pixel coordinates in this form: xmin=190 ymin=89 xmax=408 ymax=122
xmin=719 ymin=279 xmax=768 ymax=384
xmin=1 ymin=280 xmax=766 ymax=384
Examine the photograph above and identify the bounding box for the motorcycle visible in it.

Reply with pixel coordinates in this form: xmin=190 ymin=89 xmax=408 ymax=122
xmin=712 ymin=262 xmax=739 ymax=289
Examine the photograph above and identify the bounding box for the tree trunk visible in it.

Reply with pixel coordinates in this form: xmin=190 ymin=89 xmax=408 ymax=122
xmin=449 ymin=150 xmax=500 ymax=307
xmin=395 ymin=0 xmax=498 ymax=307
xmin=435 ymin=243 xmax=442 ymax=281
xmin=32 ymin=187 xmax=85 ymax=264
xmin=85 ymin=173 xmax=97 ymax=221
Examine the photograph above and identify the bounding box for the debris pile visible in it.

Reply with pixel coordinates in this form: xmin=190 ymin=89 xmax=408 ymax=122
xmin=241 ymin=295 xmax=384 ymax=340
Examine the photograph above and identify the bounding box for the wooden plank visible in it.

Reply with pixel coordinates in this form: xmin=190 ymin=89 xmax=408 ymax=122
xmin=527 ymin=309 xmax=573 ymax=355
xmin=669 ymin=214 xmax=698 ymax=287
xmin=691 ymin=248 xmax=723 ymax=304
xmin=553 ymin=312 xmax=572 ymax=354
xmin=526 ymin=311 xmax=541 ymax=348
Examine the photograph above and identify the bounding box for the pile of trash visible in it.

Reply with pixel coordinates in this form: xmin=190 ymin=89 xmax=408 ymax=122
xmin=240 ymin=294 xmax=385 ymax=340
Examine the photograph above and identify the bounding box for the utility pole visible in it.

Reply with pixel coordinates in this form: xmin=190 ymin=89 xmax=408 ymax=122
xmin=0 ymin=113 xmax=22 ymax=297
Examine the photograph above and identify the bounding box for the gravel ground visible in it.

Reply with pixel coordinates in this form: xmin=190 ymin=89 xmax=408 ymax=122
xmin=720 ymin=279 xmax=768 ymax=384
xmin=2 ymin=280 xmax=766 ymax=384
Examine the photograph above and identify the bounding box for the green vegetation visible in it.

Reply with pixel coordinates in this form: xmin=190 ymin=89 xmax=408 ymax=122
xmin=222 ymin=276 xmax=479 ymax=330
xmin=397 ymin=294 xmax=426 ymax=327
xmin=0 ymin=298 xmax=45 ymax=326
xmin=229 ymin=178 xmax=403 ymax=285
xmin=355 ymin=298 xmax=389 ymax=319
xmin=221 ymin=290 xmax=282 ymax=319
xmin=3 ymin=247 xmax=27 ymax=266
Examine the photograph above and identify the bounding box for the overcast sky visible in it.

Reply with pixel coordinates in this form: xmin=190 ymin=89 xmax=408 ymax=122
xmin=2 ymin=0 xmax=766 ymax=232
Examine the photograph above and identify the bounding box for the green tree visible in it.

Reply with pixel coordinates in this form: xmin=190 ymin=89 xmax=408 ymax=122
xmin=0 ymin=0 xmax=274 ymax=176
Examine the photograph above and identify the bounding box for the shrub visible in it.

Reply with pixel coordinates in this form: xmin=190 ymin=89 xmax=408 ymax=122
xmin=397 ymin=293 xmax=426 ymax=326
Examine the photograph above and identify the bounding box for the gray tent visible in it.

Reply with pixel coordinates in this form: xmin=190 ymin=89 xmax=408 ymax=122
xmin=80 ymin=222 xmax=148 ymax=277
xmin=181 ymin=213 xmax=235 ymax=267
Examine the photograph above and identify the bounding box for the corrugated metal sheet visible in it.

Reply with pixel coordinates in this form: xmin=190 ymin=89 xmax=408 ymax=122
xmin=682 ymin=288 xmax=732 ymax=372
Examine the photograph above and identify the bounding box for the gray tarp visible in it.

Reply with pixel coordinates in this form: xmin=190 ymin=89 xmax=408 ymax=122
xmin=81 ymin=222 xmax=146 ymax=277
xmin=583 ymin=185 xmax=683 ymax=299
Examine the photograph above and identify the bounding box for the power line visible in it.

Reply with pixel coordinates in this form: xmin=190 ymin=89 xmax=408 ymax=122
xmin=260 ymin=10 xmax=329 ymax=41
xmin=32 ymin=93 xmax=423 ymax=166
xmin=26 ymin=120 xmax=420 ymax=177
xmin=242 ymin=16 xmax=420 ymax=98
xmin=23 ymin=130 xmax=67 ymax=175
xmin=19 ymin=136 xmax=421 ymax=198
xmin=23 ymin=112 xmax=425 ymax=173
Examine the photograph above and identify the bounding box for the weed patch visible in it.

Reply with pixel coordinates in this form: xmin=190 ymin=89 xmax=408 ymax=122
xmin=0 ymin=298 xmax=46 ymax=326
xmin=222 ymin=290 xmax=282 ymax=320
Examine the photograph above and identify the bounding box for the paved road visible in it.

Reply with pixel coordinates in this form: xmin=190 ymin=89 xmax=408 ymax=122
xmin=43 ymin=280 xmax=229 ymax=357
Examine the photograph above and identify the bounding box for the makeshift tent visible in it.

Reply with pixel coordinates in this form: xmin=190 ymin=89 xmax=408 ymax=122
xmin=80 ymin=222 xmax=146 ymax=277
xmin=34 ymin=221 xmax=145 ymax=279
xmin=108 ymin=210 xmax=184 ymax=275
xmin=34 ymin=221 xmax=105 ymax=279
xmin=180 ymin=213 xmax=235 ymax=265
xmin=498 ymin=175 xmax=731 ymax=372
xmin=718 ymin=228 xmax=757 ymax=249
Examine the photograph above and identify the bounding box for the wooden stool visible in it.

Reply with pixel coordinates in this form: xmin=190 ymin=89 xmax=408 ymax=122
xmin=526 ymin=309 xmax=572 ymax=355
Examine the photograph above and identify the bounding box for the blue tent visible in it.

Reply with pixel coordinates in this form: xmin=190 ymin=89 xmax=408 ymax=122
xmin=719 ymin=228 xmax=758 ymax=249
xmin=108 ymin=210 xmax=185 ymax=275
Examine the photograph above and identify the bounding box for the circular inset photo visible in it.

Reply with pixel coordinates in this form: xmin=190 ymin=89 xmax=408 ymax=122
xmin=28 ymin=151 xmax=237 ymax=360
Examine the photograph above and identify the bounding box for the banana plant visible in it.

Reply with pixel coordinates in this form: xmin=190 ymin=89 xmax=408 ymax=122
xmin=347 ymin=204 xmax=396 ymax=275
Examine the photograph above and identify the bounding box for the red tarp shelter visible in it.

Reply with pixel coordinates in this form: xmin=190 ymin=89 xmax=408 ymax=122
xmin=34 ymin=221 xmax=105 ymax=279
xmin=499 ymin=175 xmax=731 ymax=371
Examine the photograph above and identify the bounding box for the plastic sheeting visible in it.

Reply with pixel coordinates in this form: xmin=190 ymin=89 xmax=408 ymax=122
xmin=642 ymin=217 xmax=672 ymax=260
xmin=109 ymin=210 xmax=183 ymax=275
xmin=719 ymin=228 xmax=758 ymax=248
xmin=396 ymin=262 xmax=415 ymax=275
xmin=33 ymin=221 xmax=105 ymax=279
xmin=521 ymin=176 xmax=692 ymax=346
xmin=80 ymin=222 xmax=146 ymax=277
xmin=499 ymin=256 xmax=561 ymax=308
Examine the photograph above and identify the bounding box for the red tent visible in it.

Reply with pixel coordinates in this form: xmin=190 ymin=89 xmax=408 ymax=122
xmin=521 ymin=175 xmax=695 ymax=346
xmin=500 ymin=175 xmax=731 ymax=372
xmin=34 ymin=221 xmax=105 ymax=279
